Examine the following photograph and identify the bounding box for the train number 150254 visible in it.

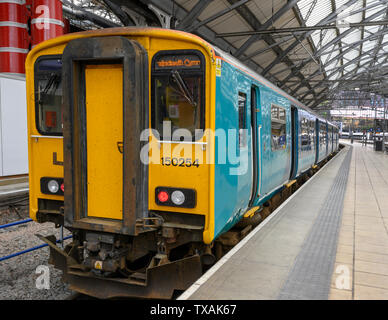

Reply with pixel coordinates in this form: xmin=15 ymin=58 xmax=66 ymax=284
xmin=161 ymin=157 xmax=200 ymax=168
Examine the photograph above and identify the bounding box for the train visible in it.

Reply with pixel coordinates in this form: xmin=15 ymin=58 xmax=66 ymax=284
xmin=25 ymin=27 xmax=339 ymax=299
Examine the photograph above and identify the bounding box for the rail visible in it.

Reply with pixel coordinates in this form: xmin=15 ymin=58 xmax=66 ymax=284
xmin=0 ymin=218 xmax=32 ymax=229
xmin=0 ymin=218 xmax=72 ymax=262
xmin=0 ymin=235 xmax=72 ymax=262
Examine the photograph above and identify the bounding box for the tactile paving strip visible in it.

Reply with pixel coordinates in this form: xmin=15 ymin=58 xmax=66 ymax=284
xmin=277 ymin=147 xmax=353 ymax=300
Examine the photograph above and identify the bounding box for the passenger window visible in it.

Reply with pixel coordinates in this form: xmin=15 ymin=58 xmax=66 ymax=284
xmin=238 ymin=92 xmax=247 ymax=148
xmin=34 ymin=57 xmax=63 ymax=135
xmin=310 ymin=120 xmax=315 ymax=146
xmin=320 ymin=124 xmax=327 ymax=146
xmin=271 ymin=104 xmax=287 ymax=151
xmin=300 ymin=117 xmax=311 ymax=148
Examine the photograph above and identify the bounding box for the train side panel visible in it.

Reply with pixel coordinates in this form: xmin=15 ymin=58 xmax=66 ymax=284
xmin=259 ymin=88 xmax=291 ymax=195
xmin=213 ymin=59 xmax=253 ymax=237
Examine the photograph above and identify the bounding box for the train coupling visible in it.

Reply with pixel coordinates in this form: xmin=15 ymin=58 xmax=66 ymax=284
xmin=82 ymin=232 xmax=127 ymax=274
xmin=37 ymin=234 xmax=202 ymax=299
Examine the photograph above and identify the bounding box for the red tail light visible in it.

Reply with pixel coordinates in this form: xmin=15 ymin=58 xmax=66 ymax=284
xmin=60 ymin=183 xmax=64 ymax=192
xmin=157 ymin=191 xmax=169 ymax=203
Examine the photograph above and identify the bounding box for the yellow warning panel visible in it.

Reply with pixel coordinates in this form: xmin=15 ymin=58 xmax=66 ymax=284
xmin=85 ymin=64 xmax=123 ymax=220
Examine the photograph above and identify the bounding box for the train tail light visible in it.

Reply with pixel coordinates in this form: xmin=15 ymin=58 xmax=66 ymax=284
xmin=157 ymin=191 xmax=169 ymax=203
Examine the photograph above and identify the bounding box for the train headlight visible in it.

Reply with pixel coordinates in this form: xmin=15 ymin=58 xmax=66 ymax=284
xmin=40 ymin=177 xmax=64 ymax=195
xmin=171 ymin=190 xmax=185 ymax=205
xmin=47 ymin=180 xmax=59 ymax=193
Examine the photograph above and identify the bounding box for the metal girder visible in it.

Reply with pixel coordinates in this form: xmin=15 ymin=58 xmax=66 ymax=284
xmin=240 ymin=35 xmax=296 ymax=62
xmin=226 ymin=0 xmax=313 ymax=91
xmin=276 ymin=4 xmax=324 ymax=91
xmin=311 ymin=6 xmax=387 ymax=61
xmin=135 ymin=0 xmax=269 ymax=75
xmin=299 ymin=40 xmax=388 ymax=100
xmin=62 ymin=0 xmax=121 ymax=28
xmin=102 ymin=0 xmax=134 ymax=26
xmin=216 ymin=20 xmax=388 ymax=36
xmin=283 ymin=27 xmax=388 ymax=90
xmin=286 ymin=79 xmax=387 ymax=84
xmin=291 ymin=39 xmax=388 ymax=97
xmin=343 ymin=54 xmax=388 ymax=83
xmin=283 ymin=0 xmax=388 ymax=83
xmin=261 ymin=0 xmax=360 ymax=76
xmin=302 ymin=71 xmax=388 ymax=106
xmin=356 ymin=0 xmax=367 ymax=74
xmin=177 ymin=0 xmax=210 ymax=31
xmin=186 ymin=0 xmax=250 ymax=33
xmin=366 ymin=7 xmax=388 ymax=71
xmin=279 ymin=5 xmax=388 ymax=92
xmin=233 ymin=0 xmax=300 ymax=58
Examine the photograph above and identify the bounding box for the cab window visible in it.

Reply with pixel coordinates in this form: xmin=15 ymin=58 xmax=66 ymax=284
xmin=34 ymin=56 xmax=62 ymax=135
xmin=271 ymin=104 xmax=287 ymax=151
xmin=151 ymin=51 xmax=205 ymax=141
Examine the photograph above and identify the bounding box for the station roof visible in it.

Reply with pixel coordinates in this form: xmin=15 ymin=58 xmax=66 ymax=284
xmin=64 ymin=0 xmax=388 ymax=110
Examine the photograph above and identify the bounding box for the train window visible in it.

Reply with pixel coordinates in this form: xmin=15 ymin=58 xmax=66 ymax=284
xmin=238 ymin=92 xmax=247 ymax=148
xmin=300 ymin=117 xmax=311 ymax=149
xmin=319 ymin=123 xmax=327 ymax=146
xmin=310 ymin=120 xmax=315 ymax=147
xmin=271 ymin=104 xmax=287 ymax=151
xmin=151 ymin=51 xmax=205 ymax=141
xmin=34 ymin=56 xmax=63 ymax=135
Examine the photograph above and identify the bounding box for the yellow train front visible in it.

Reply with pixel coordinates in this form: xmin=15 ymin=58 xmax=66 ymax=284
xmin=26 ymin=28 xmax=217 ymax=299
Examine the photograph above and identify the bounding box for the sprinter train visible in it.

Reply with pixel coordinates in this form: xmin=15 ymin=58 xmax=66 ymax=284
xmin=26 ymin=27 xmax=339 ymax=299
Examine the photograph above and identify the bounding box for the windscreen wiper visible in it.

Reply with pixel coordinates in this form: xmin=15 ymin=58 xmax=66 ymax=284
xmin=37 ymin=73 xmax=60 ymax=105
xmin=170 ymin=70 xmax=197 ymax=107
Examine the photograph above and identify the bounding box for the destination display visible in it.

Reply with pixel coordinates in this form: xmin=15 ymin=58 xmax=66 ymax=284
xmin=155 ymin=54 xmax=202 ymax=70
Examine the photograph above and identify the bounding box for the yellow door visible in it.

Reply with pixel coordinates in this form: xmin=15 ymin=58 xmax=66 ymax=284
xmin=85 ymin=64 xmax=123 ymax=220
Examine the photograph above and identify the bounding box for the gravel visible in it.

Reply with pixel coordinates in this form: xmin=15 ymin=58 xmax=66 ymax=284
xmin=0 ymin=206 xmax=73 ymax=300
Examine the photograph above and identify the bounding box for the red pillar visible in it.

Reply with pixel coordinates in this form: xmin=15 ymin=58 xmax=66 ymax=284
xmin=0 ymin=0 xmax=29 ymax=74
xmin=31 ymin=0 xmax=64 ymax=47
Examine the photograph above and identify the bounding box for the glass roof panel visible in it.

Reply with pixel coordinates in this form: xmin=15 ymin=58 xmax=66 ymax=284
xmin=296 ymin=0 xmax=387 ymax=93
xmin=298 ymin=0 xmax=333 ymax=26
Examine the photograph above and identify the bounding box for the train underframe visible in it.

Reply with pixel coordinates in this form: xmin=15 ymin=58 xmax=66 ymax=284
xmin=37 ymin=210 xmax=212 ymax=299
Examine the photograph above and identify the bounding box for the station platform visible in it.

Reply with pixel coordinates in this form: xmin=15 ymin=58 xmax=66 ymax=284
xmin=179 ymin=142 xmax=388 ymax=300
xmin=0 ymin=175 xmax=28 ymax=201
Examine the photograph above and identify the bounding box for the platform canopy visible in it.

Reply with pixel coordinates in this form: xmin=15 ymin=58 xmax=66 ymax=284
xmin=63 ymin=0 xmax=388 ymax=110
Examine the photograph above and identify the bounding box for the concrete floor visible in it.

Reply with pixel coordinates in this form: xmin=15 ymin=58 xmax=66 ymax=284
xmin=329 ymin=141 xmax=388 ymax=300
xmin=181 ymin=141 xmax=388 ymax=300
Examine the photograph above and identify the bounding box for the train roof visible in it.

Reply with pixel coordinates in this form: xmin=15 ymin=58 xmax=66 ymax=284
xmin=27 ymin=26 xmax=337 ymax=128
xmin=212 ymin=46 xmax=336 ymax=127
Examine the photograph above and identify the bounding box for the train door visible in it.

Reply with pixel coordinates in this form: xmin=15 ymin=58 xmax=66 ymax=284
xmin=248 ymin=86 xmax=261 ymax=206
xmin=290 ymin=106 xmax=298 ymax=179
xmin=62 ymin=37 xmax=149 ymax=236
